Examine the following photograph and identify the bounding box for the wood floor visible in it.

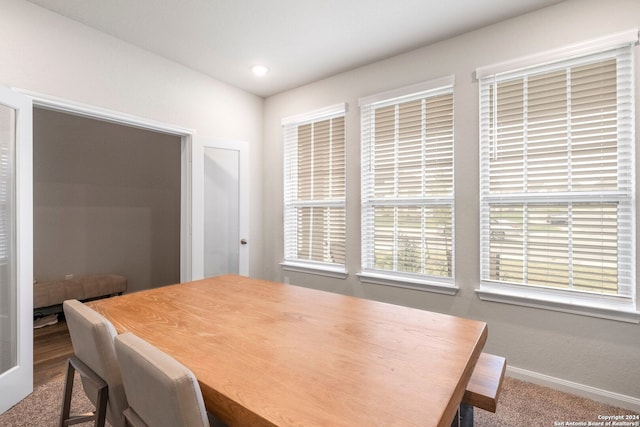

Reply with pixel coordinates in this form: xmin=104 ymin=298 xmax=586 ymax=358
xmin=33 ymin=317 xmax=73 ymax=387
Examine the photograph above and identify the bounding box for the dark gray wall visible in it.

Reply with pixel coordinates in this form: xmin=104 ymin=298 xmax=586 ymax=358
xmin=33 ymin=107 xmax=181 ymax=292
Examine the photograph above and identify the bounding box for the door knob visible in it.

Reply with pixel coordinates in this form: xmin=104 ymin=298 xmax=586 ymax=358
xmin=240 ymin=239 xmax=248 ymax=245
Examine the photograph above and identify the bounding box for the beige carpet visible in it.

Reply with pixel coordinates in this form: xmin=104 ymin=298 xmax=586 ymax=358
xmin=1 ymin=374 xmax=637 ymax=426
xmin=475 ymin=378 xmax=639 ymax=426
xmin=1 ymin=373 xmax=99 ymax=427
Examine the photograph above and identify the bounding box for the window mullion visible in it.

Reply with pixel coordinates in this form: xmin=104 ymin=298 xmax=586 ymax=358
xmin=566 ymin=67 xmax=574 ymax=289
xmin=393 ymin=104 xmax=400 ymax=271
xmin=523 ymin=76 xmax=529 ymax=194
xmin=522 ymin=77 xmax=529 ymax=283
xmin=492 ymin=77 xmax=498 ymax=161
xmin=394 ymin=104 xmax=400 ymax=199
xmin=568 ymin=203 xmax=574 ymax=290
xmin=566 ymin=66 xmax=573 ymax=191
xmin=308 ymin=124 xmax=315 ymax=259
xmin=523 ymin=203 xmax=529 ymax=283
xmin=363 ymin=107 xmax=374 ymax=271
xmin=393 ymin=206 xmax=399 ymax=271
xmin=421 ymin=99 xmax=427 ymax=275
xmin=326 ymin=120 xmax=333 ymax=262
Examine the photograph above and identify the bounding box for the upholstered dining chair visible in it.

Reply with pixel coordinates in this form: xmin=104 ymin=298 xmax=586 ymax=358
xmin=61 ymin=299 xmax=128 ymax=427
xmin=113 ymin=332 xmax=222 ymax=427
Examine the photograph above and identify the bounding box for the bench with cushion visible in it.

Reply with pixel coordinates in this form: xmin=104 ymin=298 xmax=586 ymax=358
xmin=34 ymin=274 xmax=127 ymax=317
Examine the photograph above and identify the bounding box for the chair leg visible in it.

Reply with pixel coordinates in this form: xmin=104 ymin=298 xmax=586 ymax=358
xmin=59 ymin=359 xmax=76 ymax=427
xmin=59 ymin=356 xmax=109 ymax=427
xmin=94 ymin=382 xmax=108 ymax=426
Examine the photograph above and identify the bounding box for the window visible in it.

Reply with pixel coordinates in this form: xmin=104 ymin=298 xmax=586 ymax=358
xmin=477 ymin=31 xmax=637 ymax=321
xmin=359 ymin=77 xmax=456 ymax=293
xmin=282 ymin=104 xmax=346 ymax=277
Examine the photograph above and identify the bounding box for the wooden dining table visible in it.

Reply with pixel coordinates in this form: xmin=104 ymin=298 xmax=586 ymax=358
xmin=88 ymin=274 xmax=487 ymax=427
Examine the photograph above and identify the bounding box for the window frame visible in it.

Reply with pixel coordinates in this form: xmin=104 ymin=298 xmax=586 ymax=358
xmin=476 ymin=31 xmax=638 ymax=323
xmin=358 ymin=76 xmax=458 ymax=294
xmin=281 ymin=103 xmax=348 ymax=278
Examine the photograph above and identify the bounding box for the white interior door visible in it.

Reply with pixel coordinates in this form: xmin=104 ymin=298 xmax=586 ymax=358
xmin=192 ymin=138 xmax=249 ymax=278
xmin=0 ymin=87 xmax=33 ymax=414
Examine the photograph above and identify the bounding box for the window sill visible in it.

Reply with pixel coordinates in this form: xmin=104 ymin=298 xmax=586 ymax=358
xmin=280 ymin=261 xmax=348 ymax=279
xmin=476 ymin=282 xmax=639 ymax=324
xmin=357 ymin=271 xmax=458 ymax=296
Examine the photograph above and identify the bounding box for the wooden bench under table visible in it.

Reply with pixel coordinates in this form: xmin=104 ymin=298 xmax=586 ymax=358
xmin=452 ymin=352 xmax=507 ymax=427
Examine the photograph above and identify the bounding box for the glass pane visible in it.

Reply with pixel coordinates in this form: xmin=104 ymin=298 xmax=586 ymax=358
xmin=424 ymin=206 xmax=453 ymax=277
xmin=488 ymin=202 xmax=619 ymax=294
xmin=295 ymin=206 xmax=345 ymax=264
xmin=297 ymin=117 xmax=345 ymax=201
xmin=373 ymin=105 xmax=395 ymax=198
xmin=373 ymin=206 xmax=395 ymax=270
xmin=490 ymin=79 xmax=525 ymax=194
xmin=396 ymin=206 xmax=423 ymax=273
xmin=0 ymin=104 xmax=16 ymax=375
xmin=526 ymin=204 xmax=570 ymax=288
xmin=372 ymin=205 xmax=453 ymax=277
xmin=489 ymin=205 xmax=524 ymax=283
xmin=203 ymin=147 xmax=239 ymax=277
xmin=425 ymin=94 xmax=454 ymax=196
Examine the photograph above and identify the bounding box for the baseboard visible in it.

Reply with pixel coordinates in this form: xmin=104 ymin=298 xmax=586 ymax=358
xmin=506 ymin=366 xmax=640 ymax=413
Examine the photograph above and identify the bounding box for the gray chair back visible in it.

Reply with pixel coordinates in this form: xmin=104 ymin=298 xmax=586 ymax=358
xmin=63 ymin=299 xmax=128 ymax=427
xmin=114 ymin=332 xmax=210 ymax=427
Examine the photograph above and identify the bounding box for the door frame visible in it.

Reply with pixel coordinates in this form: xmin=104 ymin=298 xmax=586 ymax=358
xmin=0 ymin=86 xmax=33 ymax=413
xmin=19 ymin=90 xmax=199 ymax=281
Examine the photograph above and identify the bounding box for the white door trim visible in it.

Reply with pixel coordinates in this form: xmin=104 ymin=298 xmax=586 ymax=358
xmin=0 ymin=87 xmax=33 ymax=414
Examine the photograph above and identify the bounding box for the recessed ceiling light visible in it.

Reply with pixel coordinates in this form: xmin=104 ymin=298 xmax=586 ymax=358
xmin=251 ymin=64 xmax=269 ymax=77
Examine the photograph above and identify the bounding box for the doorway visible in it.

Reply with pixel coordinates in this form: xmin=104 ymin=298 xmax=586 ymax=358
xmin=33 ymin=107 xmax=182 ymax=293
xmin=0 ymin=89 xmax=250 ymax=414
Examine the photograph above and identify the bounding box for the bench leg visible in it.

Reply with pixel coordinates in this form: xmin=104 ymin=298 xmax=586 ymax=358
xmin=459 ymin=403 xmax=474 ymax=427
xmin=451 ymin=403 xmax=474 ymax=427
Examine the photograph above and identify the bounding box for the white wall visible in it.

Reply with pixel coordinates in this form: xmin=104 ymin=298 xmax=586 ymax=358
xmin=263 ymin=0 xmax=640 ymax=406
xmin=0 ymin=0 xmax=264 ymax=277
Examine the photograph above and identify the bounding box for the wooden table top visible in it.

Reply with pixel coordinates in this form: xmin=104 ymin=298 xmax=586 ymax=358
xmin=89 ymin=275 xmax=487 ymax=427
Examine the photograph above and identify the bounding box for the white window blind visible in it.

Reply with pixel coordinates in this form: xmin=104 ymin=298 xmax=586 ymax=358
xmin=478 ymin=35 xmax=637 ymax=317
xmin=360 ymin=78 xmax=455 ymax=289
xmin=283 ymin=104 xmax=346 ymax=274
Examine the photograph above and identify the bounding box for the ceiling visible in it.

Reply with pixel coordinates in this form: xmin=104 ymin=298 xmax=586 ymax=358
xmin=26 ymin=0 xmax=565 ymax=98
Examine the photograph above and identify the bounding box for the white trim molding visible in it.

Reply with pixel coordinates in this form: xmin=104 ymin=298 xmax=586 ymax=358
xmin=477 ymin=286 xmax=640 ymax=324
xmin=507 ymin=365 xmax=640 ymax=414
xmin=281 ymin=102 xmax=347 ymax=126
xmin=358 ymin=272 xmax=459 ymax=296
xmin=475 ymin=28 xmax=639 ymax=79
xmin=358 ymin=75 xmax=455 ymax=107
xmin=281 ymin=261 xmax=348 ymax=279
xmin=15 ymin=89 xmax=195 ymax=135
